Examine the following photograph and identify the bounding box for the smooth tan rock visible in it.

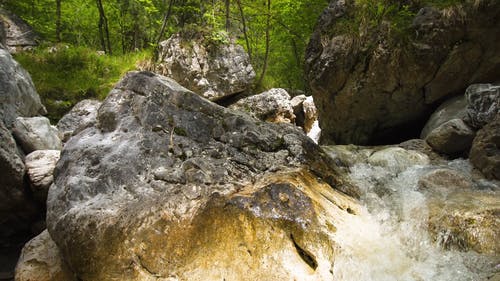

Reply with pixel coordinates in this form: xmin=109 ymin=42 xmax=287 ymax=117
xmin=15 ymin=230 xmax=75 ymax=281
xmin=25 ymin=150 xmax=60 ymax=203
xmin=418 ymin=169 xmax=473 ymax=190
xmin=368 ymin=147 xmax=430 ymax=173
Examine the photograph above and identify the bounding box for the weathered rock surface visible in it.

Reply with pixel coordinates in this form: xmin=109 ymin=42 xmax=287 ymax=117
xmin=0 ymin=9 xmax=38 ymax=53
xmin=56 ymin=99 xmax=101 ymax=142
xmin=229 ymin=88 xmax=295 ymax=123
xmin=0 ymin=46 xmax=46 ymax=128
xmin=418 ymin=169 xmax=473 ymax=191
xmin=398 ymin=139 xmax=445 ymax=164
xmin=305 ymin=0 xmax=500 ymax=144
xmin=465 ymin=84 xmax=500 ymax=129
xmin=421 ymin=95 xmax=468 ymax=139
xmin=428 ymin=190 xmax=499 ymax=254
xmin=425 ymin=119 xmax=476 ymax=155
xmin=46 ymin=71 xmax=359 ymax=280
xmin=25 ymin=150 xmax=60 ymax=204
xmin=150 ymin=33 xmax=255 ymax=101
xmin=15 ymin=230 xmax=75 ymax=281
xmin=12 ymin=117 xmax=62 ymax=154
xmin=470 ymin=114 xmax=500 ymax=180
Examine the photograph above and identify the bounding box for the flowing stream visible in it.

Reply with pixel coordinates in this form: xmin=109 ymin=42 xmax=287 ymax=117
xmin=328 ymin=156 xmax=499 ymax=281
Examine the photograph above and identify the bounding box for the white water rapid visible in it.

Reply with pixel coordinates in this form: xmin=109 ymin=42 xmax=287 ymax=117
xmin=330 ymin=157 xmax=499 ymax=281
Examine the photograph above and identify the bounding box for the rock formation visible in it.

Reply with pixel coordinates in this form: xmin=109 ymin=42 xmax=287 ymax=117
xmin=45 ymin=71 xmax=359 ymax=280
xmin=469 ymin=114 xmax=500 ymax=180
xmin=305 ymin=0 xmax=500 ymax=145
xmin=56 ymin=99 xmax=101 ymax=142
xmin=149 ymin=33 xmax=255 ymax=101
xmin=0 ymin=8 xmax=38 ymax=53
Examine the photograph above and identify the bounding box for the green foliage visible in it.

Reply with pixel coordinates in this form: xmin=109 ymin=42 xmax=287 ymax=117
xmin=14 ymin=45 xmax=148 ymax=122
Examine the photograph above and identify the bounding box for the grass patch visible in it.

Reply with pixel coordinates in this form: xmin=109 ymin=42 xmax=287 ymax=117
xmin=14 ymin=44 xmax=149 ymax=122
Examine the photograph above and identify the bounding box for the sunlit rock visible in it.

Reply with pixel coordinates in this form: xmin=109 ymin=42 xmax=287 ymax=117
xmin=25 ymin=150 xmax=60 ymax=204
xmin=57 ymin=99 xmax=101 ymax=142
xmin=12 ymin=116 xmax=62 ymax=154
xmin=46 ymin=71 xmax=358 ymax=280
xmin=367 ymin=147 xmax=430 ymax=173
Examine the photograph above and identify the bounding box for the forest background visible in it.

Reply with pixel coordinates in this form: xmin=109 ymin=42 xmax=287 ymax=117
xmin=1 ymin=0 xmax=328 ymax=121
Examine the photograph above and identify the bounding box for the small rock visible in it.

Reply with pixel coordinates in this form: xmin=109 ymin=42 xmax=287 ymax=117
xmin=15 ymin=230 xmax=75 ymax=281
xmin=425 ymin=119 xmax=476 ymax=155
xmin=420 ymin=95 xmax=467 ymax=139
xmin=229 ymin=88 xmax=295 ymax=123
xmin=12 ymin=117 xmax=62 ymax=154
xmin=25 ymin=150 xmax=60 ymax=203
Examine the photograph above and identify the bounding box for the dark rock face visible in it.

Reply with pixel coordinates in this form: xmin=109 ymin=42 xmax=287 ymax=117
xmin=470 ymin=114 xmax=500 ymax=180
xmin=465 ymin=83 xmax=500 ymax=129
xmin=0 ymin=44 xmax=46 ymax=244
xmin=305 ymin=0 xmax=500 ymax=145
xmin=46 ymin=71 xmax=357 ymax=280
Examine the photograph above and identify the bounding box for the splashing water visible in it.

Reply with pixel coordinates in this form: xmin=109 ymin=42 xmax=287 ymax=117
xmin=331 ymin=159 xmax=499 ymax=281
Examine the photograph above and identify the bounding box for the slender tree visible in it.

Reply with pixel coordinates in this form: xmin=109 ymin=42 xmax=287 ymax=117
xmin=257 ymin=0 xmax=271 ymax=87
xmin=225 ymin=0 xmax=230 ymax=31
xmin=55 ymin=0 xmax=61 ymax=42
xmin=96 ymin=0 xmax=112 ymax=54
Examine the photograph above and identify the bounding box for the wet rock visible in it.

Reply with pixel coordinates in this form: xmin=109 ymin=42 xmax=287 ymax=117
xmin=418 ymin=169 xmax=473 ymax=190
xmin=46 ymin=71 xmax=358 ymax=280
xmin=470 ymin=114 xmax=500 ymax=180
xmin=368 ymin=147 xmax=430 ymax=173
xmin=465 ymin=84 xmax=500 ymax=129
xmin=12 ymin=117 xmax=62 ymax=154
xmin=425 ymin=119 xmax=476 ymax=155
xmin=305 ymin=0 xmax=500 ymax=144
xmin=229 ymin=88 xmax=295 ymax=123
xmin=149 ymin=33 xmax=255 ymax=101
xmin=57 ymin=99 xmax=101 ymax=142
xmin=25 ymin=150 xmax=60 ymax=204
xmin=428 ymin=192 xmax=499 ymax=254
xmin=0 ymin=45 xmax=46 ymax=128
xmin=421 ymin=95 xmax=468 ymax=139
xmin=15 ymin=230 xmax=75 ymax=281
xmin=398 ymin=139 xmax=445 ymax=164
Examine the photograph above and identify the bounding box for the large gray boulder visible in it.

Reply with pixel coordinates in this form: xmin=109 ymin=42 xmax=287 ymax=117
xmin=12 ymin=117 xmax=62 ymax=154
xmin=305 ymin=0 xmax=500 ymax=144
xmin=0 ymin=46 xmax=46 ymax=128
xmin=56 ymin=99 xmax=101 ymax=142
xmin=464 ymin=83 xmax=500 ymax=129
xmin=151 ymin=33 xmax=255 ymax=101
xmin=46 ymin=71 xmax=359 ymax=280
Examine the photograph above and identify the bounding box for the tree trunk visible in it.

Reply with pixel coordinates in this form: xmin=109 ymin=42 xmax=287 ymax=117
xmin=225 ymin=0 xmax=230 ymax=32
xmin=56 ymin=0 xmax=61 ymax=42
xmin=257 ymin=0 xmax=271 ymax=87
xmin=154 ymin=0 xmax=175 ymax=62
xmin=96 ymin=0 xmax=112 ymax=54
xmin=236 ymin=0 xmax=251 ymax=60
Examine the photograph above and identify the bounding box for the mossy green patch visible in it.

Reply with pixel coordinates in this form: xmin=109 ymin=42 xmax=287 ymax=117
xmin=14 ymin=44 xmax=150 ymax=122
